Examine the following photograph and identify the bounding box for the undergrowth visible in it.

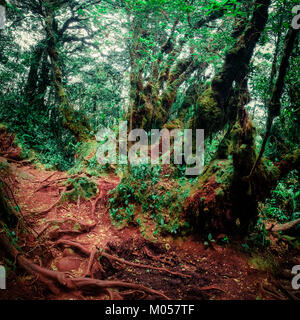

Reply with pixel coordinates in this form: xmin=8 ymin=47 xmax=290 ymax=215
xmin=261 ymin=171 xmax=300 ymax=223
xmin=0 ymin=98 xmax=77 ymax=171
xmin=108 ymin=164 xmax=192 ymax=235
xmin=61 ymin=177 xmax=98 ymax=202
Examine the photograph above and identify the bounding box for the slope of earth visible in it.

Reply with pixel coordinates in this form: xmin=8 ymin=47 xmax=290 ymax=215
xmin=0 ymin=157 xmax=299 ymax=300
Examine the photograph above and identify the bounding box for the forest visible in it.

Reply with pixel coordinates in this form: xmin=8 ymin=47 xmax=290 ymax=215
xmin=0 ymin=0 xmax=299 ymax=301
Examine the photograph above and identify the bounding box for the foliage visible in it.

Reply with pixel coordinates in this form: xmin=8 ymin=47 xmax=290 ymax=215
xmin=0 ymin=0 xmax=299 ymax=240
xmin=61 ymin=176 xmax=98 ymax=202
xmin=109 ymin=164 xmax=191 ymax=235
xmin=261 ymin=171 xmax=300 ymax=223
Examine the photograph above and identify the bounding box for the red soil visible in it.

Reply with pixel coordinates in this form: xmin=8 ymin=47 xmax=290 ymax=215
xmin=0 ymin=156 xmax=299 ymax=300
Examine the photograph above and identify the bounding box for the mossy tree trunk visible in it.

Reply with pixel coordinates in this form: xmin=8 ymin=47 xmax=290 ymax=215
xmin=185 ymin=17 xmax=299 ymax=235
xmin=44 ymin=0 xmax=91 ymax=142
xmin=126 ymin=7 xmax=224 ymax=131
xmin=24 ymin=40 xmax=49 ymax=107
xmin=192 ymin=0 xmax=271 ymax=136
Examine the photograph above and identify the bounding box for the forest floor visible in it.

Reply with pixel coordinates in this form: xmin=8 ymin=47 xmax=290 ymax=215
xmin=0 ymin=152 xmax=299 ymax=300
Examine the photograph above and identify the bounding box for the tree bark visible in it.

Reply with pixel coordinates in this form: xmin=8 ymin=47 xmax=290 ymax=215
xmin=24 ymin=42 xmax=46 ymax=105
xmin=0 ymin=181 xmax=17 ymax=228
xmin=193 ymin=0 xmax=271 ymax=136
xmin=44 ymin=0 xmax=91 ymax=141
xmin=183 ymin=0 xmax=300 ymax=236
xmin=127 ymin=7 xmax=226 ymax=131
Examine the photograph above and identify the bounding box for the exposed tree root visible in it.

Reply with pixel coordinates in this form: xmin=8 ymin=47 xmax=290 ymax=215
xmin=34 ymin=187 xmax=67 ymax=215
xmin=66 ymin=278 xmax=170 ymax=300
xmin=56 ymin=240 xmax=104 ymax=276
xmin=105 ymin=288 xmax=124 ymax=300
xmin=268 ymin=218 xmax=300 ymax=232
xmin=0 ymin=233 xmax=170 ymax=300
xmin=56 ymin=239 xmax=191 ymax=279
xmin=99 ymin=251 xmax=191 ymax=279
xmin=56 ymin=239 xmax=92 ymax=255
xmin=84 ymin=246 xmax=102 ymax=277
xmin=260 ymin=283 xmax=286 ymax=300
xmin=198 ymin=285 xmax=226 ymax=293
xmin=38 ymin=218 xmax=96 ymax=238
xmin=35 ymin=174 xmax=84 ymax=193
xmin=35 ymin=173 xmax=57 ymax=192
xmin=143 ymin=247 xmax=174 ymax=266
xmin=90 ymin=190 xmax=103 ymax=220
xmin=274 ymin=280 xmax=300 ymax=300
xmin=0 ymin=155 xmax=32 ymax=164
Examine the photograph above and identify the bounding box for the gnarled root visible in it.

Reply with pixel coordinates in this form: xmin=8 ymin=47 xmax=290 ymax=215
xmin=267 ymin=218 xmax=300 ymax=233
xmin=0 ymin=233 xmax=170 ymax=300
xmin=38 ymin=218 xmax=96 ymax=239
xmin=56 ymin=239 xmax=190 ymax=279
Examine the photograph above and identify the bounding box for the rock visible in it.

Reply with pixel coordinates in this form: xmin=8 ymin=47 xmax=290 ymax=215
xmin=56 ymin=256 xmax=82 ymax=272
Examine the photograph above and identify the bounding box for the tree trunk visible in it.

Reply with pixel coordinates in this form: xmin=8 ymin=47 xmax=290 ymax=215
xmin=0 ymin=182 xmax=17 ymax=228
xmin=24 ymin=43 xmax=45 ymax=105
xmin=44 ymin=1 xmax=91 ymax=141
xmin=184 ymin=0 xmax=300 ymax=235
xmin=193 ymin=0 xmax=271 ymax=136
xmin=127 ymin=7 xmax=224 ymax=131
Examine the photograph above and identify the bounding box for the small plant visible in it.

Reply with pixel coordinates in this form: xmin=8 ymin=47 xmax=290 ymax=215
xmin=247 ymin=218 xmax=271 ymax=248
xmin=108 ymin=163 xmax=191 ymax=235
xmin=262 ymin=172 xmax=300 ymax=223
xmin=62 ymin=177 xmax=98 ymax=202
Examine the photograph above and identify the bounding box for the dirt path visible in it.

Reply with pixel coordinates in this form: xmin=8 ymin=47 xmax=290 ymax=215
xmin=0 ymin=158 xmax=299 ymax=300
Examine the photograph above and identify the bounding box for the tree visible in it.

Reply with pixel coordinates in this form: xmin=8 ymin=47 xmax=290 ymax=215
xmin=0 ymin=0 xmax=299 ymax=236
xmin=185 ymin=1 xmax=299 ymax=234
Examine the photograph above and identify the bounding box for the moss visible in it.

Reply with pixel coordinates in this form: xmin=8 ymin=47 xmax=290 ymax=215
xmin=0 ymin=169 xmax=18 ymax=228
xmin=228 ymin=123 xmax=243 ymax=152
xmin=215 ymin=188 xmax=225 ymax=199
xmin=196 ymin=87 xmax=223 ymax=133
xmin=162 ymin=87 xmax=177 ymax=106
xmin=197 ymin=88 xmax=218 ymax=112
xmin=163 ymin=118 xmax=183 ymax=130
xmin=215 ymin=160 xmax=234 ymax=186
xmin=141 ymin=116 xmax=148 ymax=129
xmin=59 ymin=105 xmax=90 ymax=141
xmin=0 ymin=123 xmax=7 ymax=130
xmin=228 ymin=117 xmax=257 ymax=177
xmin=284 ymin=148 xmax=300 ymax=166
xmin=226 ymin=46 xmax=242 ymax=62
xmin=249 ymin=254 xmax=279 ymax=274
xmin=77 ymin=140 xmax=98 ymax=161
xmin=198 ymin=159 xmax=231 ymax=186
